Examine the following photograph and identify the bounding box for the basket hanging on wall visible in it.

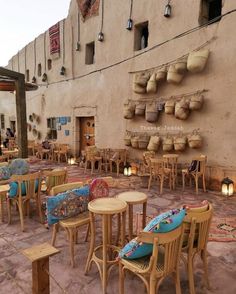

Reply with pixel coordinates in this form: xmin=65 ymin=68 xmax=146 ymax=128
xmin=133 ymin=72 xmax=150 ymax=94
xmin=165 ymin=99 xmax=176 ymax=115
xmin=188 ymin=131 xmax=203 ymax=148
xmin=131 ymin=136 xmax=139 ymax=148
xmin=147 ymin=135 xmax=161 ymax=152
xmin=187 ymin=49 xmax=210 ymax=73
xmin=124 ymin=101 xmax=135 ymax=119
xmin=163 ymin=135 xmax=174 ymax=152
xmin=189 ymin=93 xmax=204 ymax=110
xmin=135 ymin=102 xmax=146 ymax=116
xmin=146 ymin=73 xmax=157 ymax=94
xmin=175 ymin=97 xmax=190 ymax=120
xmin=124 ymin=132 xmax=132 ymax=146
xmin=174 ymin=56 xmax=188 ymax=74
xmin=145 ymin=102 xmax=159 ymax=123
xmin=174 ymin=134 xmax=187 ymax=151
xmin=155 ymin=66 xmax=167 ymax=82
xmin=167 ymin=65 xmax=184 ymax=84
xmin=138 ymin=134 xmax=150 ymax=149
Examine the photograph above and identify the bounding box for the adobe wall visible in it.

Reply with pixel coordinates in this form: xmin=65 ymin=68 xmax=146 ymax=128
xmin=0 ymin=0 xmax=235 ymax=191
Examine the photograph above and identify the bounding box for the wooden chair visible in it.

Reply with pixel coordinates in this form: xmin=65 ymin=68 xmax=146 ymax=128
xmin=42 ymin=168 xmax=68 ymax=194
xmin=109 ymin=149 xmax=127 ymax=177
xmin=163 ymin=154 xmax=179 ymax=190
xmin=182 ymin=155 xmax=207 ymax=194
xmin=84 ymin=146 xmax=102 ymax=174
xmin=7 ymin=171 xmax=43 ymax=231
xmin=119 ymin=224 xmax=185 ymax=294
xmin=28 ymin=140 xmax=36 ymax=156
xmin=8 ymin=138 xmax=16 ymax=150
xmin=98 ymin=148 xmax=110 ymax=173
xmin=148 ymin=158 xmax=171 ymax=194
xmin=56 ymin=144 xmax=69 ymax=163
xmin=139 ymin=151 xmax=155 ymax=175
xmin=36 ymin=144 xmax=51 ymax=160
xmin=181 ymin=204 xmax=213 ymax=294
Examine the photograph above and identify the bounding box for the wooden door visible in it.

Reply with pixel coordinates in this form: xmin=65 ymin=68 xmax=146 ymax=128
xmin=80 ymin=117 xmax=95 ymax=152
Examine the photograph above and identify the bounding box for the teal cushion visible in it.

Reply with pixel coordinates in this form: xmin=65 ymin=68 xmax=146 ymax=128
xmin=9 ymin=158 xmax=29 ymax=175
xmin=0 ymin=166 xmax=11 ymax=180
xmin=46 ymin=185 xmax=90 ymax=226
xmin=8 ymin=180 xmax=39 ymax=198
xmin=119 ymin=208 xmax=186 ymax=260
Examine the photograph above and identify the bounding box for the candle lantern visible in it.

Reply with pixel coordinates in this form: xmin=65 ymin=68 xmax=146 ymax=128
xmin=164 ymin=1 xmax=171 ymax=17
xmin=124 ymin=163 xmax=132 ymax=177
xmin=68 ymin=156 xmax=76 ymax=165
xmin=221 ymin=177 xmax=234 ymax=196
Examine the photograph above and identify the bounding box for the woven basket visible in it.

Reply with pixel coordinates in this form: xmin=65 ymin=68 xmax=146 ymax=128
xmin=133 ymin=83 xmax=146 ymax=94
xmin=131 ymin=136 xmax=139 ymax=148
xmin=175 ymin=98 xmax=190 ymax=120
xmin=163 ymin=136 xmax=174 ymax=152
xmin=165 ymin=100 xmax=176 ymax=115
xmin=155 ymin=66 xmax=167 ymax=82
xmin=189 ymin=94 xmax=204 ymax=110
xmin=175 ymin=56 xmax=188 ymax=74
xmin=188 ymin=132 xmax=202 ymax=149
xmin=187 ymin=49 xmax=210 ymax=73
xmin=135 ymin=102 xmax=146 ymax=116
xmin=174 ymin=135 xmax=187 ymax=151
xmin=147 ymin=136 xmax=161 ymax=152
xmin=124 ymin=102 xmax=135 ymax=119
xmin=167 ymin=65 xmax=184 ymax=84
xmin=124 ymin=132 xmax=132 ymax=146
xmin=134 ymin=72 xmax=150 ymax=87
xmin=146 ymin=73 xmax=157 ymax=94
xmin=145 ymin=102 xmax=159 ymax=123
xmin=138 ymin=134 xmax=150 ymax=149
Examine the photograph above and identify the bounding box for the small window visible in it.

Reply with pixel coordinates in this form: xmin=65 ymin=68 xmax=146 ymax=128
xmin=47 ymin=59 xmax=52 ymax=70
xmin=199 ymin=0 xmax=222 ymax=25
xmin=134 ymin=21 xmax=149 ymax=51
xmin=47 ymin=117 xmax=57 ymax=140
xmin=38 ymin=63 xmax=42 ymax=77
xmin=85 ymin=42 xmax=95 ymax=65
xmin=25 ymin=70 xmax=30 ymax=82
xmin=0 ymin=114 xmax=5 ymax=129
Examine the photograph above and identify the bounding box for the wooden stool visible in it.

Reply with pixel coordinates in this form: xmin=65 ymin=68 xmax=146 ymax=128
xmin=0 ymin=184 xmax=9 ymax=222
xmin=85 ymin=197 xmax=127 ymax=294
xmin=117 ymin=191 xmax=148 ymax=240
xmin=22 ymin=243 xmax=60 ymax=294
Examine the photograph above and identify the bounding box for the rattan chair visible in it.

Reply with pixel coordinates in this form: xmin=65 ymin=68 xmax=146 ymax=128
xmin=181 ymin=204 xmax=213 ymax=294
xmin=84 ymin=146 xmax=102 ymax=174
xmin=7 ymin=171 xmax=42 ymax=231
xmin=119 ymin=224 xmax=185 ymax=294
xmin=109 ymin=149 xmax=127 ymax=177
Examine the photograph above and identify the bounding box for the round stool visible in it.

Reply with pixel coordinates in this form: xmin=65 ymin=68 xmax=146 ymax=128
xmin=0 ymin=184 xmax=10 ymax=222
xmin=85 ymin=197 xmax=127 ymax=294
xmin=117 ymin=191 xmax=148 ymax=240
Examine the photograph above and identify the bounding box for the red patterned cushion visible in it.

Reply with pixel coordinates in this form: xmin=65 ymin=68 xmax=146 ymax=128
xmin=90 ymin=178 xmax=109 ymax=200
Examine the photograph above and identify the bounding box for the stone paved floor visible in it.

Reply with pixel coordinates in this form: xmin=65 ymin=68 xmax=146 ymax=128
xmin=0 ymin=160 xmax=236 ymax=293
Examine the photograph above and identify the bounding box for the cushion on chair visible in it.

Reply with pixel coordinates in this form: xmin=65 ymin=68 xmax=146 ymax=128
xmin=119 ymin=208 xmax=186 ymax=260
xmin=183 ymin=200 xmax=209 ymax=213
xmin=8 ymin=180 xmax=39 ymax=198
xmin=89 ymin=178 xmax=109 ymax=200
xmin=46 ymin=185 xmax=90 ymax=225
xmin=0 ymin=166 xmax=11 ymax=180
xmin=9 ymin=158 xmax=29 ymax=175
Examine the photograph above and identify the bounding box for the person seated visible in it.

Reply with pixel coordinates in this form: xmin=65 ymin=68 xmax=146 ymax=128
xmin=42 ymin=138 xmax=51 ymax=150
xmin=3 ymin=128 xmax=15 ymax=148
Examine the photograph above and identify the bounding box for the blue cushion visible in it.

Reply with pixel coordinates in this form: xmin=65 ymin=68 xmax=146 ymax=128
xmin=8 ymin=180 xmax=39 ymax=198
xmin=9 ymin=159 xmax=29 ymax=175
xmin=46 ymin=185 xmax=90 ymax=225
xmin=119 ymin=208 xmax=186 ymax=260
xmin=0 ymin=166 xmax=11 ymax=180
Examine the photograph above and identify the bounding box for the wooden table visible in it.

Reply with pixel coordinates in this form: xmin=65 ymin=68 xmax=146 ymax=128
xmin=117 ymin=191 xmax=148 ymax=240
xmin=0 ymin=184 xmax=9 ymax=222
xmin=3 ymin=150 xmax=18 ymax=160
xmin=85 ymin=197 xmax=127 ymax=294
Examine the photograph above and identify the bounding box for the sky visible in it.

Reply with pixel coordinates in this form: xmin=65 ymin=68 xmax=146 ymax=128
xmin=0 ymin=0 xmax=71 ymax=66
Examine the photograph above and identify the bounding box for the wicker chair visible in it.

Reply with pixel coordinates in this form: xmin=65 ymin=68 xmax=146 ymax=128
xmin=7 ymin=171 xmax=42 ymax=231
xmin=181 ymin=204 xmax=213 ymax=294
xmin=84 ymin=146 xmax=102 ymax=174
xmin=119 ymin=224 xmax=185 ymax=294
xmin=109 ymin=149 xmax=127 ymax=177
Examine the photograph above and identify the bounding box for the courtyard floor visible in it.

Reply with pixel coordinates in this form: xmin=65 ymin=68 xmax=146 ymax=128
xmin=0 ymin=159 xmax=235 ymax=293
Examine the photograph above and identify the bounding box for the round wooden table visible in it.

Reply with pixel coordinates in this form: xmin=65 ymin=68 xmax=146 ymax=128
xmin=0 ymin=184 xmax=10 ymax=222
xmin=85 ymin=197 xmax=127 ymax=294
xmin=117 ymin=191 xmax=148 ymax=240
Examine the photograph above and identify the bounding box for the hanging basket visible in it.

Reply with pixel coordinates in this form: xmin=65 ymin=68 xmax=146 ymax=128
xmin=174 ymin=135 xmax=187 ymax=151
xmin=188 ymin=131 xmax=203 ymax=148
xmin=174 ymin=56 xmax=188 ymax=74
xmin=189 ymin=94 xmax=204 ymax=110
xmin=133 ymin=83 xmax=146 ymax=94
xmin=165 ymin=99 xmax=176 ymax=115
xmin=163 ymin=136 xmax=174 ymax=152
xmin=131 ymin=136 xmax=139 ymax=148
xmin=138 ymin=134 xmax=150 ymax=149
xmin=124 ymin=132 xmax=132 ymax=146
xmin=133 ymin=72 xmax=149 ymax=94
xmin=135 ymin=102 xmax=146 ymax=116
xmin=145 ymin=102 xmax=159 ymax=123
xmin=146 ymin=73 xmax=157 ymax=94
xmin=124 ymin=101 xmax=135 ymax=119
xmin=147 ymin=135 xmax=161 ymax=152
xmin=167 ymin=65 xmax=184 ymax=84
xmin=187 ymin=49 xmax=210 ymax=73
xmin=155 ymin=66 xmax=167 ymax=82
xmin=175 ymin=98 xmax=190 ymax=120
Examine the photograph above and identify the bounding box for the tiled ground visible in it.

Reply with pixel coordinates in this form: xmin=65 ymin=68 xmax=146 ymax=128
xmin=0 ymin=159 xmax=236 ymax=294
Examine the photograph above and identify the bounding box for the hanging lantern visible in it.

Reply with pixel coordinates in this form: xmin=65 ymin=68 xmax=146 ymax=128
xmin=164 ymin=1 xmax=171 ymax=17
xmin=42 ymin=73 xmax=47 ymax=82
xmin=124 ymin=163 xmax=132 ymax=177
xmin=60 ymin=66 xmax=66 ymax=75
xmin=131 ymin=163 xmax=138 ymax=175
xmin=126 ymin=18 xmax=133 ymax=30
xmin=98 ymin=32 xmax=104 ymax=42
xmin=31 ymin=76 xmax=37 ymax=83
xmin=221 ymin=177 xmax=234 ymax=196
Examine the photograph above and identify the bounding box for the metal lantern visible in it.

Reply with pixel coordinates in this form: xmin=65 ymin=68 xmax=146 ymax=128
xmin=60 ymin=66 xmax=66 ymax=75
xmin=164 ymin=1 xmax=171 ymax=18
xmin=126 ymin=18 xmax=133 ymax=30
xmin=221 ymin=177 xmax=234 ymax=196
xmin=124 ymin=163 xmax=132 ymax=176
xmin=31 ymin=76 xmax=37 ymax=83
xmin=42 ymin=73 xmax=47 ymax=82
xmin=98 ymin=32 xmax=104 ymax=42
xmin=68 ymin=155 xmax=76 ymax=165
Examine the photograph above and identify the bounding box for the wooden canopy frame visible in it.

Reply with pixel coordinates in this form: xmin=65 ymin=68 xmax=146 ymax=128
xmin=0 ymin=67 xmax=28 ymax=158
